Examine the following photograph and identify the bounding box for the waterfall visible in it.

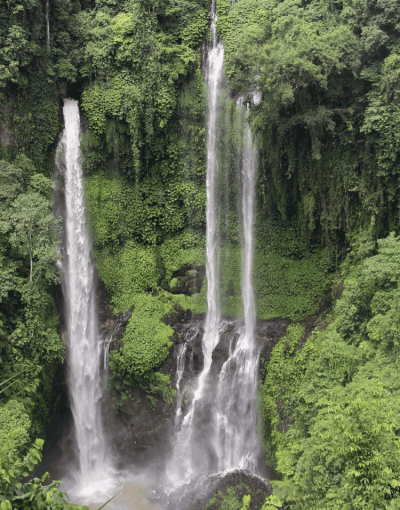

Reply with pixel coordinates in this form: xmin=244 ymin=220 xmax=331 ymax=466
xmin=200 ymin=9 xmax=224 ymax=422
xmin=166 ymin=6 xmax=224 ymax=487
xmin=56 ymin=99 xmax=115 ymax=501
xmin=213 ymin=94 xmax=262 ymax=472
xmin=173 ymin=324 xmax=200 ymax=427
xmin=174 ymin=343 xmax=189 ymax=426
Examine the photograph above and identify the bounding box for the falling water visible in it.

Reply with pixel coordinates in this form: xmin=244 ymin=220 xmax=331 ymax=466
xmin=103 ymin=313 xmax=130 ymax=371
xmin=56 ymin=99 xmax=115 ymax=501
xmin=202 ymin=4 xmax=224 ymax=386
xmin=173 ymin=324 xmax=200 ymax=427
xmin=213 ymin=94 xmax=262 ymax=472
xmin=103 ymin=335 xmax=113 ymax=372
xmin=174 ymin=343 xmax=188 ymax=425
xmin=166 ymin=5 xmax=224 ymax=487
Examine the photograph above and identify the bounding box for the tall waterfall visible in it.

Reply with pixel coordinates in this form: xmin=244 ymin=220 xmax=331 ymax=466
xmin=166 ymin=5 xmax=224 ymax=487
xmin=213 ymin=95 xmax=262 ymax=472
xmin=201 ymin=4 xmax=224 ymax=427
xmin=56 ymin=99 xmax=114 ymax=501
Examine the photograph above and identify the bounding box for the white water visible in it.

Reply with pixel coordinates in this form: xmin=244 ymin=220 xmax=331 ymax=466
xmin=166 ymin=8 xmax=224 ymax=487
xmin=103 ymin=335 xmax=113 ymax=372
xmin=174 ymin=343 xmax=188 ymax=426
xmin=103 ymin=313 xmax=129 ymax=371
xmin=213 ymin=94 xmax=262 ymax=472
xmin=173 ymin=324 xmax=200 ymax=427
xmin=56 ymin=99 xmax=116 ymax=502
xmin=199 ymin=7 xmax=224 ymax=402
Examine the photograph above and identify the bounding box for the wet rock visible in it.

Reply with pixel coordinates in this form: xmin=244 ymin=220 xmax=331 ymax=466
xmin=97 ymin=279 xmax=132 ymax=349
xmin=164 ymin=469 xmax=273 ymax=510
xmin=101 ymin=313 xmax=206 ymax=468
xmin=210 ymin=320 xmax=242 ymax=375
xmin=171 ymin=317 xmax=205 ymax=374
xmin=102 ymin=385 xmax=174 ymax=467
xmin=256 ymin=318 xmax=290 ymax=365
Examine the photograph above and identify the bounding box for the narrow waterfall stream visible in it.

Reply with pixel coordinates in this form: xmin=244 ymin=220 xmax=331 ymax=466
xmin=166 ymin=2 xmax=264 ymax=494
xmin=213 ymin=95 xmax=262 ymax=473
xmin=56 ymin=99 xmax=116 ymax=503
xmin=166 ymin=4 xmax=224 ymax=487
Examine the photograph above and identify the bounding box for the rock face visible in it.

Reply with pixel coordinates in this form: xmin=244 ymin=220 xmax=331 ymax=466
xmin=39 ymin=276 xmax=290 ymax=484
xmin=101 ymin=308 xmax=206 ymax=468
xmin=97 ymin=279 xmax=132 ymax=351
xmin=102 ymin=383 xmax=175 ymax=467
xmin=256 ymin=318 xmax=291 ymax=366
xmin=100 ymin=309 xmax=290 ymax=469
xmin=161 ymin=469 xmax=273 ymax=510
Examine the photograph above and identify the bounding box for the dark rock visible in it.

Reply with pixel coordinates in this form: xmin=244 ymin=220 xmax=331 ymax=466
xmin=102 ymin=385 xmax=175 ymax=467
xmin=209 ymin=320 xmax=242 ymax=376
xmin=225 ymin=279 xmax=234 ymax=297
xmin=101 ymin=313 xmax=206 ymax=468
xmin=97 ymin=279 xmax=132 ymax=349
xmin=256 ymin=318 xmax=290 ymax=367
xmin=164 ymin=469 xmax=273 ymax=510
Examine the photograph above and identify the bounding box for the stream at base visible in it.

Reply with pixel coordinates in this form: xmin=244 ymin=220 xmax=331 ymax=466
xmin=79 ymin=468 xmax=273 ymax=510
xmin=85 ymin=476 xmax=162 ymax=510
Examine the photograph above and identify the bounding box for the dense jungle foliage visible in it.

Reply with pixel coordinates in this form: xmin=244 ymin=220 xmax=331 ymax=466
xmin=216 ymin=0 xmax=400 ymax=507
xmin=2 ymin=0 xmax=400 ymax=507
xmin=261 ymin=232 xmax=400 ymax=509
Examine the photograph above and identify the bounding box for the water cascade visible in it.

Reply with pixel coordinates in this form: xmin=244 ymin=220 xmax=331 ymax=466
xmin=55 ymin=17 xmax=262 ymax=507
xmin=56 ymin=98 xmax=114 ymax=501
xmin=173 ymin=324 xmax=201 ymax=428
xmin=213 ymin=95 xmax=262 ymax=472
xmin=166 ymin=3 xmax=225 ymax=487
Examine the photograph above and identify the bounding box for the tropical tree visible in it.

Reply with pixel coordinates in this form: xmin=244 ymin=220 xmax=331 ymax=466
xmin=6 ymin=179 xmax=62 ymax=284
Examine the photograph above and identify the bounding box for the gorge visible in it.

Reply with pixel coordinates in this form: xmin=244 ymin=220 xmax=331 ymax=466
xmin=2 ymin=0 xmax=400 ymax=508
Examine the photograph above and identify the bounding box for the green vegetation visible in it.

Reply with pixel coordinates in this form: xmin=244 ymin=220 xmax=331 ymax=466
xmin=259 ymin=496 xmax=282 ymax=510
xmin=3 ymin=0 xmax=400 ymax=507
xmin=0 ymin=155 xmax=76 ymax=507
xmin=0 ymin=157 xmax=64 ymax=437
xmin=0 ymin=438 xmax=88 ymax=510
xmin=218 ymin=0 xmax=400 ymax=248
xmin=262 ymin=233 xmax=400 ymax=508
xmin=206 ymin=487 xmax=252 ymax=510
xmin=216 ymin=487 xmax=241 ymax=510
xmin=253 ymin=218 xmax=332 ymax=320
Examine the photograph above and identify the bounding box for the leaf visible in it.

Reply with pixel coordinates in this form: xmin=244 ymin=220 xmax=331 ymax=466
xmin=96 ymin=491 xmax=121 ymax=510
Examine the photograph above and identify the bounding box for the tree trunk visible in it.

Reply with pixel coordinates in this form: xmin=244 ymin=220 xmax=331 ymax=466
xmin=29 ymin=229 xmax=33 ymax=282
xmin=45 ymin=0 xmax=50 ymax=52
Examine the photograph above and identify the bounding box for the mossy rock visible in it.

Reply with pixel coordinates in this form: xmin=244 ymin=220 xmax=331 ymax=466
xmin=166 ymin=471 xmax=272 ymax=510
xmin=206 ymin=480 xmax=271 ymax=510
